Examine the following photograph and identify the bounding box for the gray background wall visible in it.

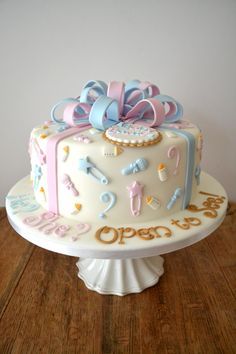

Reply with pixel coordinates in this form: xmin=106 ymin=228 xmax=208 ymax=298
xmin=0 ymin=0 xmax=235 ymax=204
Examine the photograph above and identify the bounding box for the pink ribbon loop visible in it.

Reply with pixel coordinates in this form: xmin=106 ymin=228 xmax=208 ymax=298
xmin=139 ymin=81 xmax=160 ymax=97
xmin=63 ymin=102 xmax=91 ymax=128
xmin=123 ymin=98 xmax=165 ymax=127
xmin=51 ymin=80 xmax=183 ymax=131
xmin=107 ymin=81 xmax=125 ymax=115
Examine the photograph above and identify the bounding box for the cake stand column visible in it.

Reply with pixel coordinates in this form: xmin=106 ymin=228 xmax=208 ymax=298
xmin=76 ymin=256 xmax=164 ymax=296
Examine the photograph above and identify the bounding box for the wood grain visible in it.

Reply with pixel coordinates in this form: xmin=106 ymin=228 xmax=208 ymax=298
xmin=0 ymin=207 xmax=7 ymax=221
xmin=0 ymin=213 xmax=34 ymax=318
xmin=0 ymin=206 xmax=235 ymax=354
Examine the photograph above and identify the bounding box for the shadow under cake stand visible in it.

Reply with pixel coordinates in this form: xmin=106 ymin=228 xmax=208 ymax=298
xmin=6 ymin=172 xmax=227 ymax=296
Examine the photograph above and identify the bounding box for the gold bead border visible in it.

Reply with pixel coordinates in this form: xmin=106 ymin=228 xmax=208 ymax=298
xmin=102 ymin=131 xmax=163 ymax=148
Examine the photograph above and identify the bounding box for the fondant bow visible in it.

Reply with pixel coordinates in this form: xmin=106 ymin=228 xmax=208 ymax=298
xmin=51 ymin=80 xmax=183 ymax=131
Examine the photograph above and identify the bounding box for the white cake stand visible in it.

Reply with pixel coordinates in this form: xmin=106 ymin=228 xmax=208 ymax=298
xmin=6 ymin=172 xmax=227 ymax=296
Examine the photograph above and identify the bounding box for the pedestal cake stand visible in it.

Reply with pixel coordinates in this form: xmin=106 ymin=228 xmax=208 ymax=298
xmin=6 ymin=172 xmax=227 ymax=296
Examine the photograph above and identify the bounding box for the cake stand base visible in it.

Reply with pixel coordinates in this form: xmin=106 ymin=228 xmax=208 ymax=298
xmin=6 ymin=173 xmax=227 ymax=296
xmin=76 ymin=256 xmax=164 ymax=296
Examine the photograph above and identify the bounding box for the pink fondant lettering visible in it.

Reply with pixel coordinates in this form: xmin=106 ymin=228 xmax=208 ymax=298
xmin=38 ymin=222 xmax=58 ymax=234
xmin=72 ymin=223 xmax=91 ymax=241
xmin=23 ymin=215 xmax=42 ymax=226
xmin=55 ymin=224 xmax=70 ymax=237
xmin=23 ymin=212 xmax=70 ymax=238
xmin=41 ymin=211 xmax=59 ymax=222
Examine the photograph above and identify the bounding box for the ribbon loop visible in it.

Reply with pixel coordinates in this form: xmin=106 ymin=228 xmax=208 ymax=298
xmin=50 ymin=80 xmax=183 ymax=131
xmin=156 ymin=95 xmax=183 ymax=123
xmin=63 ymin=102 xmax=91 ymax=128
xmin=80 ymin=80 xmax=107 ymax=104
xmin=51 ymin=98 xmax=79 ymax=124
xmin=107 ymin=81 xmax=125 ymax=115
xmin=124 ymin=98 xmax=165 ymax=127
xmin=89 ymin=96 xmax=120 ymax=131
xmin=139 ymin=81 xmax=160 ymax=97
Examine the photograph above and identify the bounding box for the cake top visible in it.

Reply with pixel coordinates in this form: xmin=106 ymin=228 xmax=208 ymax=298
xmin=50 ymin=79 xmax=184 ymax=135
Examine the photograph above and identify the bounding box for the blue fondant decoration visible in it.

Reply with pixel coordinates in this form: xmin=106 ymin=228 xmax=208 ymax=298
xmin=99 ymin=192 xmax=117 ymax=218
xmin=89 ymin=96 xmax=120 ymax=131
xmin=34 ymin=165 xmax=42 ymax=190
xmin=80 ymin=80 xmax=108 ymax=104
xmin=57 ymin=123 xmax=70 ymax=132
xmin=51 ymin=98 xmax=79 ymax=124
xmin=121 ymin=158 xmax=148 ymax=175
xmin=160 ymin=127 xmax=195 ymax=209
xmin=195 ymin=165 xmax=201 ymax=185
xmin=167 ymin=188 xmax=183 ymax=210
xmin=50 ymin=80 xmax=184 ymax=131
xmin=78 ymin=156 xmax=109 ymax=185
xmin=6 ymin=194 xmax=40 ymax=214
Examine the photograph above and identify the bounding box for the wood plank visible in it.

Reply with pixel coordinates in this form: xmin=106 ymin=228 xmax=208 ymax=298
xmin=0 ymin=247 xmax=103 ymax=354
xmin=182 ymin=237 xmax=236 ymax=354
xmin=0 ymin=207 xmax=7 ymax=221
xmin=0 ymin=206 xmax=235 ymax=353
xmin=0 ymin=215 xmax=34 ymax=318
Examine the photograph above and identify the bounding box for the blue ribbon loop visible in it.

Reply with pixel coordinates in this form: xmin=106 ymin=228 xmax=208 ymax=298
xmin=89 ymin=96 xmax=120 ymax=130
xmin=50 ymin=80 xmax=184 ymax=131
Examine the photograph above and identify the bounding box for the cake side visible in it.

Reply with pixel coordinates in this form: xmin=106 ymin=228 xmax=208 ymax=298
xmin=29 ymin=121 xmax=202 ymax=225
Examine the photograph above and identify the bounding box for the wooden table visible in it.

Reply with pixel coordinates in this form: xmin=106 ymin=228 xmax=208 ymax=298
xmin=0 ymin=205 xmax=235 ymax=354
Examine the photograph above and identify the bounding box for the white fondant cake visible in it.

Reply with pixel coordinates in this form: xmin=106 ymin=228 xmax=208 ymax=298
xmin=27 ymin=80 xmax=205 ymax=233
xmin=5 ymin=78 xmax=229 ymax=299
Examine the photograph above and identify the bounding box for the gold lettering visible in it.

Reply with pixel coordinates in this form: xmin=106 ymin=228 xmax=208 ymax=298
xmin=95 ymin=226 xmax=118 ymax=244
xmin=171 ymin=217 xmax=201 ymax=229
xmin=137 ymin=228 xmax=155 ymax=240
xmin=187 ymin=192 xmax=226 ymax=219
xmin=118 ymin=227 xmax=136 ymax=244
xmin=171 ymin=219 xmax=190 ymax=230
xmin=184 ymin=217 xmax=201 ymax=226
xmin=153 ymin=226 xmax=172 ymax=237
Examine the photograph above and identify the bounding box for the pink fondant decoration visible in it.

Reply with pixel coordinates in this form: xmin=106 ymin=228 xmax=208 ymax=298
xmin=167 ymin=120 xmax=194 ymax=129
xmin=33 ymin=139 xmax=46 ymax=165
xmin=73 ymin=134 xmax=91 ymax=143
xmin=63 ymin=102 xmax=91 ymax=127
xmin=41 ymin=211 xmax=58 ymax=221
xmin=62 ymin=174 xmax=79 ymax=196
xmin=54 ymin=224 xmax=70 ymax=237
xmin=23 ymin=215 xmax=42 ymax=226
xmin=77 ymin=223 xmax=91 ymax=234
xmin=139 ymin=81 xmax=160 ymax=96
xmin=46 ymin=126 xmax=89 ymax=214
xmin=168 ymin=146 xmax=181 ymax=175
xmin=127 ymin=181 xmax=144 ymax=216
xmin=22 ymin=212 xmax=70 ymax=238
xmin=38 ymin=222 xmax=58 ymax=234
xmin=72 ymin=223 xmax=91 ymax=241
xmin=107 ymin=81 xmax=125 ymax=115
xmin=123 ymin=98 xmax=165 ymax=127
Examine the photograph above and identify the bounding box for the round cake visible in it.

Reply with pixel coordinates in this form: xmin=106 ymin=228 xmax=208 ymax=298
xmin=29 ymin=80 xmax=203 ymax=227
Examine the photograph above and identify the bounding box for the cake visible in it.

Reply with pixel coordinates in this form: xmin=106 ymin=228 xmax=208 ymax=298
xmin=28 ymin=79 xmax=203 ymax=230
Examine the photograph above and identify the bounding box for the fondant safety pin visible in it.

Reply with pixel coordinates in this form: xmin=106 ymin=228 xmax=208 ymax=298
xmin=33 ymin=139 xmax=46 ymax=165
xmin=78 ymin=156 xmax=109 ymax=184
xmin=127 ymin=181 xmax=144 ymax=216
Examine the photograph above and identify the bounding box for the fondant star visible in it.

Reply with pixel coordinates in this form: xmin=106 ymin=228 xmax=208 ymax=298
xmin=127 ymin=181 xmax=144 ymax=198
xmin=78 ymin=156 xmax=94 ymax=174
